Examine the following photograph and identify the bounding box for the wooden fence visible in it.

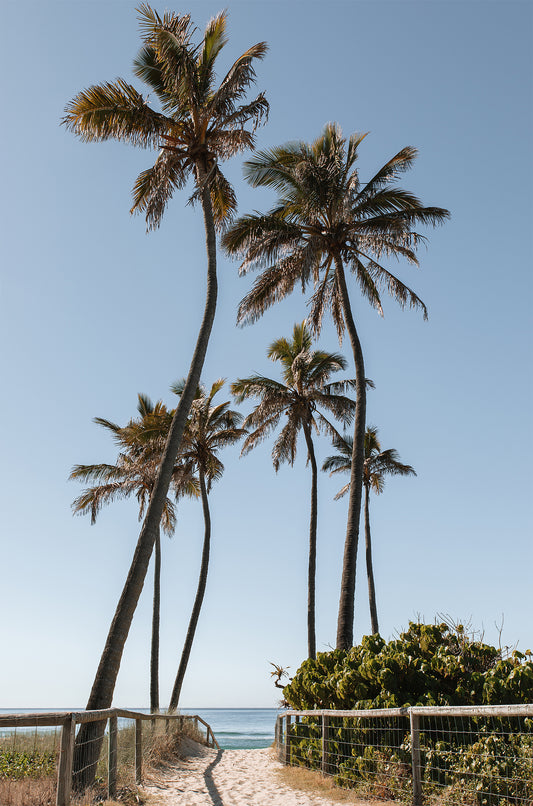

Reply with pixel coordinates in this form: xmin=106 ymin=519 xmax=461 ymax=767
xmin=275 ymin=704 xmax=533 ymax=806
xmin=0 ymin=708 xmax=218 ymax=806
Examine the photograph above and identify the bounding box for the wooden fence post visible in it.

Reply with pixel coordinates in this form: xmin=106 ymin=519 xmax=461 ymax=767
xmin=284 ymin=715 xmax=291 ymax=765
xmin=135 ymin=719 xmax=143 ymax=784
xmin=321 ymin=715 xmax=330 ymax=775
xmin=108 ymin=715 xmax=117 ymax=799
xmin=410 ymin=711 xmax=422 ymax=806
xmin=56 ymin=713 xmax=76 ymax=806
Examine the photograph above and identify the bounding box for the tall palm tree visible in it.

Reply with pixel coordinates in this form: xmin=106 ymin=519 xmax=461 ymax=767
xmin=222 ymin=124 xmax=448 ymax=648
xmin=70 ymin=395 xmax=197 ymax=714
xmin=63 ymin=8 xmax=267 ymax=779
xmin=168 ymin=380 xmax=246 ymax=711
xmin=323 ymin=427 xmax=416 ymax=635
xmin=231 ymin=321 xmax=356 ymax=659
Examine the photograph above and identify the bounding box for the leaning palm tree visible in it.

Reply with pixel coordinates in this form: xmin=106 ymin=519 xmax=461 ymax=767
xmin=63 ymin=8 xmax=267 ymax=780
xmin=222 ymin=124 xmax=448 ymax=648
xmin=70 ymin=395 xmax=197 ymax=714
xmin=231 ymin=321 xmax=356 ymax=659
xmin=168 ymin=380 xmax=246 ymax=711
xmin=323 ymin=427 xmax=416 ymax=635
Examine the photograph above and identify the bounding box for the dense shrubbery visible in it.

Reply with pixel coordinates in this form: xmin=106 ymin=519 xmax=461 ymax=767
xmin=283 ymin=622 xmax=533 ymax=710
xmin=0 ymin=749 xmax=55 ymax=780
xmin=282 ymin=623 xmax=533 ymax=805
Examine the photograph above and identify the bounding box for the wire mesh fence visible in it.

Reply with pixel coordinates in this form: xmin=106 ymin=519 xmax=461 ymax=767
xmin=0 ymin=709 xmax=218 ymax=805
xmin=276 ymin=705 xmax=533 ymax=806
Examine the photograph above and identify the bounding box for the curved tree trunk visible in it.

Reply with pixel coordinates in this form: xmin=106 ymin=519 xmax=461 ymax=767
xmin=302 ymin=421 xmax=318 ymax=660
xmin=150 ymin=527 xmax=161 ymax=713
xmin=334 ymin=254 xmax=367 ymax=650
xmin=364 ymin=484 xmax=379 ymax=635
xmin=73 ymin=163 xmax=218 ymax=790
xmin=168 ymin=467 xmax=211 ymax=711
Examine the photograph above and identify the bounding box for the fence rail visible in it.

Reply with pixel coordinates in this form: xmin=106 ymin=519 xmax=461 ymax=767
xmin=275 ymin=704 xmax=533 ymax=806
xmin=0 ymin=707 xmax=218 ymax=806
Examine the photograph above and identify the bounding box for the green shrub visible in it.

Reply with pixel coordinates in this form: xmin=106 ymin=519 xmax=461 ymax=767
xmin=0 ymin=749 xmax=55 ymax=780
xmin=283 ymin=623 xmax=533 ymax=710
xmin=281 ymin=623 xmax=533 ymax=804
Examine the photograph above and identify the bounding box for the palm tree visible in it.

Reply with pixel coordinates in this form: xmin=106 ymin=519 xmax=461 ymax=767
xmin=231 ymin=321 xmax=356 ymax=659
xmin=70 ymin=395 xmax=197 ymax=714
xmin=323 ymin=427 xmax=416 ymax=635
xmin=63 ymin=8 xmax=267 ymax=778
xmin=222 ymin=124 xmax=448 ymax=648
xmin=168 ymin=380 xmax=246 ymax=710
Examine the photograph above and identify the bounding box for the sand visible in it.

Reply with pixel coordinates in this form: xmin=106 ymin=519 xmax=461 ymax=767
xmin=143 ymin=739 xmax=346 ymax=805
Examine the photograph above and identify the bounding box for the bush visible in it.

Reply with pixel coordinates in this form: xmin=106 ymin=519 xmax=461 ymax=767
xmin=281 ymin=623 xmax=533 ymax=805
xmin=283 ymin=622 xmax=533 ymax=710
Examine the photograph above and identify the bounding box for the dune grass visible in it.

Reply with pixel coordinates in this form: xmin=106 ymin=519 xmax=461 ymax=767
xmin=276 ymin=761 xmax=387 ymax=804
xmin=0 ymin=718 xmax=207 ymax=805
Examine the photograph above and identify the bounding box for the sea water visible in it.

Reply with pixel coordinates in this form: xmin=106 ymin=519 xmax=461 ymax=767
xmin=180 ymin=708 xmax=280 ymax=749
xmin=0 ymin=707 xmax=281 ymax=749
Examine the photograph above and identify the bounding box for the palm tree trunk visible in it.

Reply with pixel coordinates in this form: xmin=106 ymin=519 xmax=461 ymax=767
xmin=73 ymin=162 xmax=218 ymax=790
xmin=364 ymin=484 xmax=379 ymax=635
xmin=168 ymin=467 xmax=211 ymax=711
xmin=150 ymin=527 xmax=161 ymax=713
xmin=302 ymin=421 xmax=318 ymax=660
xmin=333 ymin=254 xmax=366 ymax=650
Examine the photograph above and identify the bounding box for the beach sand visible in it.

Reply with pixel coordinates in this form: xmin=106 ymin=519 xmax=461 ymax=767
xmin=143 ymin=738 xmax=354 ymax=805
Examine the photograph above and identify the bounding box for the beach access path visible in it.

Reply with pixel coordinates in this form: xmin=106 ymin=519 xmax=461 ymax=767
xmin=144 ymin=739 xmax=356 ymax=805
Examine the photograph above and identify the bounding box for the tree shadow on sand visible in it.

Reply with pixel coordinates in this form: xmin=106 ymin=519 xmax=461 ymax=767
xmin=204 ymin=749 xmax=225 ymax=805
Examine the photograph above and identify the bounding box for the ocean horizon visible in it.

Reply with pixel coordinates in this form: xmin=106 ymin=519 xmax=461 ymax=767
xmin=0 ymin=707 xmax=282 ymax=750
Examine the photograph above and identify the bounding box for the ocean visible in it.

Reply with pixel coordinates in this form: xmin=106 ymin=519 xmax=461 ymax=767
xmin=181 ymin=708 xmax=280 ymax=749
xmin=0 ymin=707 xmax=281 ymax=749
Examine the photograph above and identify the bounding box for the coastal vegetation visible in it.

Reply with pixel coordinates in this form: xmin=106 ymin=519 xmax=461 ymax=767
xmin=168 ymin=381 xmax=246 ymax=711
xmin=63 ymin=5 xmax=268 ymax=784
xmin=222 ymin=124 xmax=449 ymax=649
xmin=283 ymin=622 xmax=533 ymax=710
xmin=59 ymin=4 xmax=459 ymax=798
xmin=0 ymin=718 xmax=208 ymax=806
xmin=70 ymin=394 xmax=198 ymax=714
xmin=281 ymin=623 xmax=533 ymax=803
xmin=323 ymin=428 xmax=416 ymax=635
xmin=231 ymin=321 xmax=356 ymax=660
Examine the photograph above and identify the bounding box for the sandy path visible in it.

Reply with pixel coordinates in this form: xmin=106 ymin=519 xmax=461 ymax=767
xmin=144 ymin=742 xmax=343 ymax=805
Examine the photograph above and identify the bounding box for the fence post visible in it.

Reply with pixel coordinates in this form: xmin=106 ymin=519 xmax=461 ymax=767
xmin=284 ymin=714 xmax=292 ymax=765
xmin=410 ymin=711 xmax=422 ymax=806
xmin=56 ymin=713 xmax=76 ymax=806
xmin=135 ymin=718 xmax=143 ymax=784
xmin=108 ymin=715 xmax=117 ymax=799
xmin=321 ymin=715 xmax=330 ymax=775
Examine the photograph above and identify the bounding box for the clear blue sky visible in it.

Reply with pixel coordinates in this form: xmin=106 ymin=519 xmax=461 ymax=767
xmin=0 ymin=0 xmax=531 ymax=709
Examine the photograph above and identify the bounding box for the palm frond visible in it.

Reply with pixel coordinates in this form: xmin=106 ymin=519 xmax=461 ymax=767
xmin=360 ymin=255 xmax=428 ymax=319
xmin=62 ymin=80 xmax=167 ymax=147
xmin=92 ymin=417 xmax=122 ymax=438
xmin=132 ymin=45 xmax=174 ymax=109
xmin=242 ymin=142 xmax=306 ymax=191
xmin=137 ymin=5 xmax=192 ymax=43
xmin=236 ymin=243 xmax=320 ymax=326
xmin=271 ymin=418 xmax=299 ymax=470
xmin=348 ymin=256 xmax=385 ymax=316
xmin=197 ymin=11 xmax=228 ymax=96
xmin=210 ymin=42 xmax=268 ymax=120
xmin=208 ymin=164 xmax=237 ymax=226
xmin=355 ymin=146 xmax=419 ymax=206
xmin=130 ymin=150 xmax=189 ymax=229
xmin=69 ymin=463 xmax=126 ymax=484
xmin=212 ymin=93 xmax=269 ymax=137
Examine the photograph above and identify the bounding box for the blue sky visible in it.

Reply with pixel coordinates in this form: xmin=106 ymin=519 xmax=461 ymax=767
xmin=0 ymin=0 xmax=531 ymax=709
